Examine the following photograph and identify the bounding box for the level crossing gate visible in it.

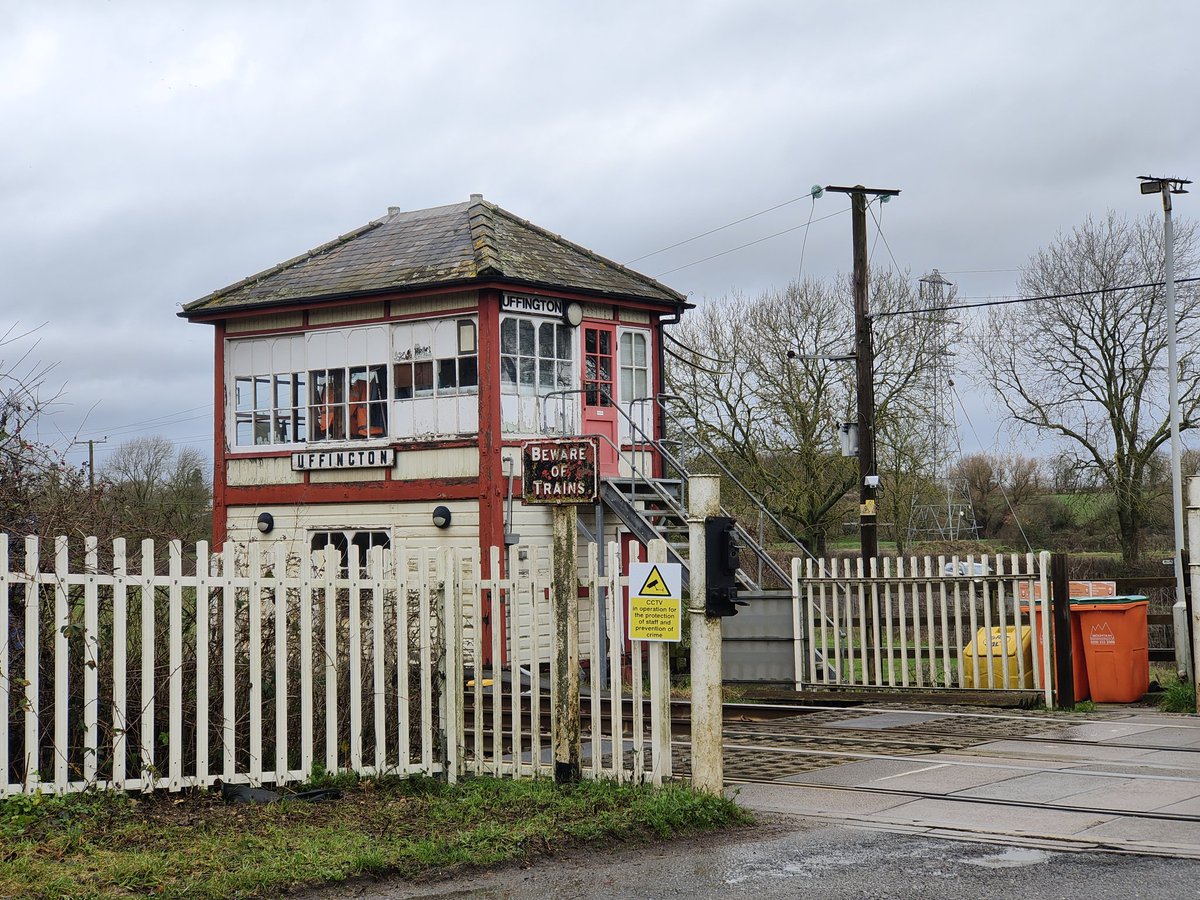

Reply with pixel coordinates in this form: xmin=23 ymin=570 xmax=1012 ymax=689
xmin=794 ymin=551 xmax=1054 ymax=704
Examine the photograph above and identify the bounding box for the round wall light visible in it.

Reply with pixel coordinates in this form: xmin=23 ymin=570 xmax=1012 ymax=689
xmin=257 ymin=512 xmax=274 ymax=534
xmin=563 ymin=302 xmax=583 ymax=327
xmin=432 ymin=505 xmax=452 ymax=529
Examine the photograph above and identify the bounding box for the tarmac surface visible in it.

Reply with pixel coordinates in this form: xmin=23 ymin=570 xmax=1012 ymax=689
xmin=309 ymin=705 xmax=1200 ymax=899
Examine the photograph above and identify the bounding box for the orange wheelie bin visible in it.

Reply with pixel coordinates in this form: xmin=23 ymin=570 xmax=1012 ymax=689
xmin=1071 ymin=596 xmax=1150 ymax=703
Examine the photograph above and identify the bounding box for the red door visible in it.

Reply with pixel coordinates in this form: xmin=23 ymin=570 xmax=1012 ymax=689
xmin=582 ymin=323 xmax=620 ymax=477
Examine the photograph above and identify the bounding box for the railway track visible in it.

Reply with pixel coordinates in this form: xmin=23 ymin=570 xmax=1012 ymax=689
xmin=462 ymin=690 xmax=1200 ymax=855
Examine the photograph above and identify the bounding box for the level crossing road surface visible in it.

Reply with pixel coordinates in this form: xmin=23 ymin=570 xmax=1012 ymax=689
xmin=704 ymin=704 xmax=1200 ymax=859
xmin=308 ymin=703 xmax=1200 ymax=899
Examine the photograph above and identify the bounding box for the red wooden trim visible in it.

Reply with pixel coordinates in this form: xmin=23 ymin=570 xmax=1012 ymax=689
xmin=186 ymin=281 xmax=681 ymax=327
xmin=213 ymin=323 xmax=228 ymax=549
xmin=224 ymin=478 xmax=478 ymax=506
xmin=187 ymin=283 xmax=489 ymax=324
xmin=477 ymin=288 xmax=504 ymax=577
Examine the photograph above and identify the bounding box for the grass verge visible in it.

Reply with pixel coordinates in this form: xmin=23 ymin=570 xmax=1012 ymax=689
xmin=0 ymin=775 xmax=748 ymax=899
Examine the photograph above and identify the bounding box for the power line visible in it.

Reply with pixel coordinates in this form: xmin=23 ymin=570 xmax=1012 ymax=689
xmin=655 ymin=207 xmax=849 ymax=278
xmin=627 ymin=192 xmax=820 ymax=264
xmin=867 ymin=201 xmax=903 ymax=276
xmin=872 ymin=276 xmax=1200 ymax=320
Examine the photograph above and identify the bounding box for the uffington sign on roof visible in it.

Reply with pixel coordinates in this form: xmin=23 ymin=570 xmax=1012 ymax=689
xmin=522 ymin=438 xmax=598 ymax=505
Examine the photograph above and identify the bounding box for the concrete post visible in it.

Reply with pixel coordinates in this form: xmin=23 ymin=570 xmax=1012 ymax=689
xmin=1187 ymin=478 xmax=1200 ymax=701
xmin=688 ymin=474 xmax=723 ymax=793
xmin=552 ymin=505 xmax=581 ymax=782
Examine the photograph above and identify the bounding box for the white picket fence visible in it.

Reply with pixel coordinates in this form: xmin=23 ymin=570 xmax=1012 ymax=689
xmin=458 ymin=541 xmax=672 ymax=784
xmin=0 ymin=534 xmax=671 ymax=797
xmin=795 ymin=552 xmax=1054 ymax=705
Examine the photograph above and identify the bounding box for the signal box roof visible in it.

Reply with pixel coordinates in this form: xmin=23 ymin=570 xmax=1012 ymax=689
xmin=180 ymin=196 xmax=688 ymax=318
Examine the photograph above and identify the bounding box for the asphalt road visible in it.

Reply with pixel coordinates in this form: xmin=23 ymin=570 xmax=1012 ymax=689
xmin=308 ymin=816 xmax=1200 ymax=900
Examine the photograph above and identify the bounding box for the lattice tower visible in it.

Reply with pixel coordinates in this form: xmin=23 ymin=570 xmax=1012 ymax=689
xmin=906 ymin=269 xmax=979 ymax=543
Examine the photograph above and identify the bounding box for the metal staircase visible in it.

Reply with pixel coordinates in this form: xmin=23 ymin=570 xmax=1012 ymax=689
xmin=543 ymin=391 xmax=817 ymax=593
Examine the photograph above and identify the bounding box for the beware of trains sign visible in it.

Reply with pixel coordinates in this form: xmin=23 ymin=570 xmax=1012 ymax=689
xmin=522 ymin=438 xmax=599 ymax=505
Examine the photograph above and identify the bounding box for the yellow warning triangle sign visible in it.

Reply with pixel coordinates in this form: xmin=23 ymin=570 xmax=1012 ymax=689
xmin=637 ymin=565 xmax=672 ymax=597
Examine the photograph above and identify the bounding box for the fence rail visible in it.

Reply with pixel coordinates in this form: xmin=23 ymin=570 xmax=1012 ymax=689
xmin=795 ymin=552 xmax=1053 ymax=704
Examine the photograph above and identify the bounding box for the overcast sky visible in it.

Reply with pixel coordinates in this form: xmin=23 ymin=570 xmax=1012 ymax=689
xmin=4 ymin=0 xmax=1198 ymax=476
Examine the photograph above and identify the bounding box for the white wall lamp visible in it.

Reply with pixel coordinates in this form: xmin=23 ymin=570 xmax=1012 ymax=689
xmin=432 ymin=505 xmax=452 ymax=529
xmin=257 ymin=512 xmax=274 ymax=534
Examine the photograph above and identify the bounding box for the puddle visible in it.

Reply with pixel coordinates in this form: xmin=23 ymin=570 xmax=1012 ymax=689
xmin=965 ymin=847 xmax=1053 ymax=869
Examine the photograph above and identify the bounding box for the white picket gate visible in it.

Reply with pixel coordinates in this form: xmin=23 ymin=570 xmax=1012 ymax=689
xmin=454 ymin=540 xmax=672 ymax=784
xmin=0 ymin=534 xmax=671 ymax=797
xmin=795 ymin=551 xmax=1054 ymax=705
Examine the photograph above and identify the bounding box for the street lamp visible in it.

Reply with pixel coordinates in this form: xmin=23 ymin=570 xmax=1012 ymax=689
xmin=1139 ymin=174 xmax=1192 ymax=683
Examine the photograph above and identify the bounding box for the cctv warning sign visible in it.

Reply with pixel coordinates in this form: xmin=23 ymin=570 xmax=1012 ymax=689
xmin=628 ymin=561 xmax=682 ymax=642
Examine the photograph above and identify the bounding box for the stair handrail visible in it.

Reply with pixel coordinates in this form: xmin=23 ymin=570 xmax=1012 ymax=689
xmin=647 ymin=396 xmax=818 ymax=564
xmin=598 ymin=393 xmax=794 ymax=587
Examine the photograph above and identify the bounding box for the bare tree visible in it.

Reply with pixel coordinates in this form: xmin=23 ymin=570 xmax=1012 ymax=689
xmin=952 ymin=452 xmax=1040 ymax=539
xmin=977 ymin=211 xmax=1200 ymax=563
xmin=0 ymin=324 xmax=108 ymax=544
xmin=103 ymin=436 xmax=211 ymax=546
xmin=667 ymin=270 xmax=944 ymax=554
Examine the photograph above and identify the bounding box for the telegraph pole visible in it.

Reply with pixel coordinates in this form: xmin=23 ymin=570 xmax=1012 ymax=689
xmin=71 ymin=437 xmax=108 ymax=492
xmin=825 ymin=185 xmax=900 ymax=562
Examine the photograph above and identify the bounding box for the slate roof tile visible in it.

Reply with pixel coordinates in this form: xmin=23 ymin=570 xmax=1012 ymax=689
xmin=181 ymin=197 xmax=685 ymax=317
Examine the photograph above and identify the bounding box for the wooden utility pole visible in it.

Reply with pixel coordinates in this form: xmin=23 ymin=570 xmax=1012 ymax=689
xmin=825 ymin=185 xmax=899 ymax=563
xmin=71 ymin=437 xmax=108 ymax=492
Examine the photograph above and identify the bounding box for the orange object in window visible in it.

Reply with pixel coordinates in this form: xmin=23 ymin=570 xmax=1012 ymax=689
xmin=349 ymin=380 xmax=384 ymax=438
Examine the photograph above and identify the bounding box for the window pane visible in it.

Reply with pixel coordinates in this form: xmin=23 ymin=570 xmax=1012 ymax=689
xmin=394 ymin=363 xmax=414 ymax=399
xmin=274 ymin=375 xmax=292 ymax=408
xmin=557 ymin=324 xmax=572 ymax=360
xmin=438 ymin=358 xmax=458 ymax=390
xmin=620 ymin=369 xmax=632 ymax=400
xmin=539 ymin=322 xmax=555 ymax=358
xmin=557 ymin=360 xmax=572 ymax=388
xmin=236 ymin=417 xmax=253 ymax=445
xmin=518 ymin=319 xmax=535 ymax=356
xmin=500 ymin=356 xmax=516 ymax=385
xmin=585 ymin=329 xmax=597 ymax=353
xmin=295 ymin=375 xmax=307 ymax=407
xmin=636 ymin=370 xmax=648 ymax=397
xmin=519 ymin=357 xmax=535 ymax=387
xmin=253 ymin=414 xmax=272 ymax=445
xmin=459 ymin=355 xmax=478 ymax=388
xmin=235 ymin=377 xmax=252 ymax=411
xmin=413 ymin=360 xmax=434 ymax=395
xmin=598 ymin=332 xmax=611 ymax=355
xmin=619 ymin=333 xmax=631 ymax=366
xmin=254 ymin=376 xmax=271 ymax=410
xmin=539 ymin=358 xmax=555 ymax=389
xmin=501 ymin=318 xmax=517 ymax=354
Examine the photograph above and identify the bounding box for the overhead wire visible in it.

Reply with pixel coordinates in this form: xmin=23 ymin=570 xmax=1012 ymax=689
xmin=872 ymin=276 xmax=1200 ymax=321
xmin=664 ymin=345 xmax=728 ymax=376
xmin=662 ymin=330 xmax=734 ymax=367
xmin=627 ymin=192 xmax=820 ymax=264
xmin=654 ymin=207 xmax=849 ymax=278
